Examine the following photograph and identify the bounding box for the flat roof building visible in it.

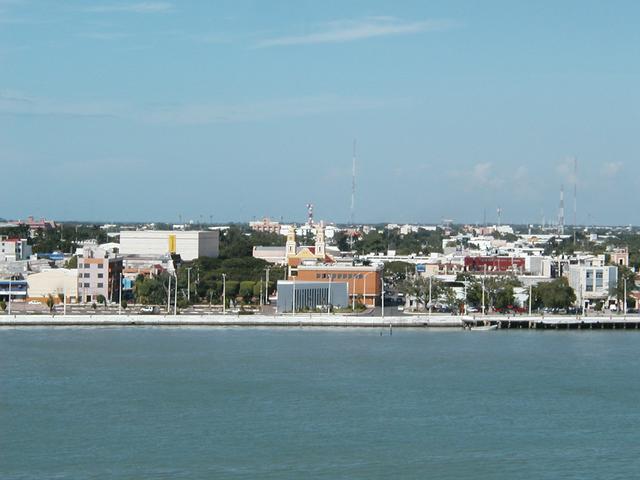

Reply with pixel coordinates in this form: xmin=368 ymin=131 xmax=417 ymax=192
xmin=119 ymin=230 xmax=219 ymax=261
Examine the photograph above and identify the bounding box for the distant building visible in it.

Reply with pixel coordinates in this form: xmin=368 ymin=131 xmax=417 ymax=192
xmin=249 ymin=218 xmax=281 ymax=234
xmin=611 ymin=247 xmax=629 ymax=267
xmin=0 ymin=237 xmax=32 ymax=262
xmin=77 ymin=246 xmax=123 ymax=303
xmin=119 ymin=230 xmax=219 ymax=261
xmin=464 ymin=256 xmax=525 ymax=273
xmin=276 ymin=280 xmax=349 ymax=313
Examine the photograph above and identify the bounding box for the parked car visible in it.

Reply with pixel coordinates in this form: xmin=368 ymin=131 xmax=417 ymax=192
xmin=139 ymin=306 xmax=158 ymax=314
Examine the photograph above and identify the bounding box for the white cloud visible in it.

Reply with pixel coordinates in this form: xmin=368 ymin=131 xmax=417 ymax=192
xmin=602 ymin=161 xmax=623 ymax=177
xmin=85 ymin=2 xmax=173 ymax=13
xmin=0 ymin=90 xmax=405 ymax=125
xmin=555 ymin=157 xmax=578 ymax=184
xmin=255 ymin=16 xmax=458 ymax=48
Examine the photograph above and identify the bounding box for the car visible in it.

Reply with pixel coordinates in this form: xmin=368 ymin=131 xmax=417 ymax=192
xmin=139 ymin=306 xmax=158 ymax=314
xmin=467 ymin=306 xmax=479 ymax=313
xmin=28 ymin=300 xmax=42 ymax=305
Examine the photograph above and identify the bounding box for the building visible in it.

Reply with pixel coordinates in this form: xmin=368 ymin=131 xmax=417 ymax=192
xmin=0 ymin=275 xmax=28 ymax=301
xmin=611 ymin=247 xmax=629 ymax=267
xmin=0 ymin=237 xmax=32 ymax=262
xmin=27 ymin=269 xmax=78 ymax=303
xmin=119 ymin=230 xmax=219 ymax=261
xmin=249 ymin=218 xmax=281 ymax=234
xmin=252 ymin=246 xmax=287 ymax=265
xmin=293 ymin=264 xmax=382 ymax=308
xmin=77 ymin=246 xmax=123 ymax=303
xmin=276 ymin=280 xmax=349 ymax=313
xmin=464 ymin=256 xmax=525 ymax=273
xmin=568 ymin=265 xmax=618 ymax=309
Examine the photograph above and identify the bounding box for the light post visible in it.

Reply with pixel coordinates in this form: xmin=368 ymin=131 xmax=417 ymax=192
xmin=624 ymin=277 xmax=627 ymax=315
xmin=118 ymin=272 xmax=122 ymax=315
xmin=8 ymin=277 xmax=12 ymax=315
xmin=381 ymin=276 xmax=385 ymax=318
xmin=167 ymin=274 xmax=172 ymax=314
xmin=352 ymin=275 xmax=356 ymax=311
xmin=328 ymin=273 xmax=332 ymax=313
xmin=222 ymin=273 xmax=226 ymax=314
xmin=429 ymin=276 xmax=433 ymax=316
xmin=173 ymin=273 xmax=178 ymax=316
xmin=528 ymin=283 xmax=532 ymax=316
xmin=292 ymin=277 xmax=296 ymax=314
xmin=264 ymin=268 xmax=270 ymax=305
xmin=186 ymin=267 xmax=192 ymax=302
xmin=63 ymin=282 xmax=67 ymax=316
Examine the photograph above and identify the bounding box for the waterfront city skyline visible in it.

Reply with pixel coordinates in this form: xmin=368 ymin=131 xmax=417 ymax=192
xmin=2 ymin=1 xmax=639 ymax=225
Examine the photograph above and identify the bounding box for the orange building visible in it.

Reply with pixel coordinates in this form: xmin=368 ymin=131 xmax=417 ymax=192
xmin=293 ymin=265 xmax=382 ymax=308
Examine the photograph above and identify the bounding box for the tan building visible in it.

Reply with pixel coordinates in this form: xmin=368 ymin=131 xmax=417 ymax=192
xmin=78 ymin=246 xmax=123 ymax=303
xmin=27 ymin=269 xmax=78 ymax=302
xmin=249 ymin=218 xmax=281 ymax=234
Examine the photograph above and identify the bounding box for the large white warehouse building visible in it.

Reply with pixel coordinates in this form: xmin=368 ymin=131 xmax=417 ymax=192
xmin=119 ymin=230 xmax=219 ymax=261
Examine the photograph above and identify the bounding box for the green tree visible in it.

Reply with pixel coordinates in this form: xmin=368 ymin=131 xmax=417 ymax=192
xmin=0 ymin=300 xmax=6 ymax=312
xmin=45 ymin=294 xmax=55 ymax=312
xmin=399 ymin=276 xmax=445 ymax=310
xmin=239 ymin=281 xmax=256 ymax=302
xmin=530 ymin=278 xmax=576 ymax=310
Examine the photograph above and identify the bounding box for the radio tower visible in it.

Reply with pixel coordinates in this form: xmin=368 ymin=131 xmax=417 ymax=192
xmin=350 ymin=139 xmax=356 ymax=226
xmin=306 ymin=203 xmax=314 ymax=226
xmin=573 ymin=157 xmax=577 ymax=243
xmin=558 ymin=185 xmax=565 ymax=235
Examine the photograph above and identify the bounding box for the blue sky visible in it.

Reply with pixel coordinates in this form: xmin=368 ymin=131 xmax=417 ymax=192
xmin=1 ymin=1 xmax=639 ymax=225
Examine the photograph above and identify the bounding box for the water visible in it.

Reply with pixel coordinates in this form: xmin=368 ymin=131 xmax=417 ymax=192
xmin=2 ymin=327 xmax=640 ymax=479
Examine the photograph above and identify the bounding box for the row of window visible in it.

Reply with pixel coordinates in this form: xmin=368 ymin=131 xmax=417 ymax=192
xmin=78 ymin=283 xmax=104 ymax=288
xmin=315 ymin=273 xmax=366 ymax=280
xmin=81 ymin=273 xmax=104 ymax=278
xmin=81 ymin=263 xmax=104 ymax=269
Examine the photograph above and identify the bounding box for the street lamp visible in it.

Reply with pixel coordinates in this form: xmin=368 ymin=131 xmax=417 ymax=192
xmin=222 ymin=273 xmax=226 ymax=314
xmin=186 ymin=267 xmax=192 ymax=302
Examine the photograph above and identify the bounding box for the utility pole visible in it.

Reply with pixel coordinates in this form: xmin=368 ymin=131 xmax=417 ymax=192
xmin=63 ymin=282 xmax=67 ymax=316
xmin=222 ymin=273 xmax=226 ymax=314
xmin=265 ymin=267 xmax=270 ymax=305
xmin=8 ymin=277 xmax=11 ymax=315
xmin=292 ymin=278 xmax=296 ymax=314
xmin=624 ymin=277 xmax=627 ymax=314
xmin=528 ymin=284 xmax=532 ymax=316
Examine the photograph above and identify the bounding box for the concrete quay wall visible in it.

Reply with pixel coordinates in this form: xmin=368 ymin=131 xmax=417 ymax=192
xmin=0 ymin=314 xmax=463 ymax=328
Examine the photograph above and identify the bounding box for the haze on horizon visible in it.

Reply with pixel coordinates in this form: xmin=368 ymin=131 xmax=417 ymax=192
xmin=1 ymin=1 xmax=638 ymax=226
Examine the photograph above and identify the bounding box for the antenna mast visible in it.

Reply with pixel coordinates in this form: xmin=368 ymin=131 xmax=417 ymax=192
xmin=558 ymin=185 xmax=565 ymax=235
xmin=350 ymin=139 xmax=356 ymax=226
xmin=573 ymin=157 xmax=577 ymax=243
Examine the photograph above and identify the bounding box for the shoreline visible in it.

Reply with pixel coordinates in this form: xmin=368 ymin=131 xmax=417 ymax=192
xmin=2 ymin=314 xmax=640 ymax=329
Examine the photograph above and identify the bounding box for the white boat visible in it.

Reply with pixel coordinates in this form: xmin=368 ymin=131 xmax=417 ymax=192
xmin=470 ymin=324 xmax=497 ymax=331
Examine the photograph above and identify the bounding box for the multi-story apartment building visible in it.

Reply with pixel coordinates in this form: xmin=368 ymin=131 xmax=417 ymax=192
xmin=77 ymin=246 xmax=122 ymax=303
xmin=0 ymin=237 xmax=32 ymax=262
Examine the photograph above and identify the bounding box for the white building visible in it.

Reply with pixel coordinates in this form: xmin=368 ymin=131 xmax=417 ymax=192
xmin=0 ymin=237 xmax=32 ymax=262
xmin=119 ymin=230 xmax=219 ymax=261
xmin=568 ymin=265 xmax=618 ymax=309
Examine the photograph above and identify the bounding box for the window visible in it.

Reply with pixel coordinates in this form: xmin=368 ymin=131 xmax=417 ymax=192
xmin=84 ymin=283 xmax=90 ymax=288
xmin=97 ymin=273 xmax=103 ymax=278
xmin=97 ymin=283 xmax=104 ymax=288
xmin=83 ymin=273 xmax=90 ymax=278
xmin=98 ymin=264 xmax=104 ymax=269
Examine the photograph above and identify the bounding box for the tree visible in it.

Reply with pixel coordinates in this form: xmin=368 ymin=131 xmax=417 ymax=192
xmin=399 ymin=276 xmax=445 ymax=311
xmin=616 ymin=265 xmax=636 ymax=307
xmin=0 ymin=300 xmax=6 ymax=312
xmin=65 ymin=255 xmax=78 ymax=268
xmin=530 ymin=278 xmax=576 ymax=310
xmin=45 ymin=294 xmax=55 ymax=312
xmin=442 ymin=286 xmax=460 ymax=312
xmin=383 ymin=261 xmax=414 ymax=285
xmin=97 ymin=294 xmax=107 ymax=307
xmin=465 ymin=275 xmax=522 ymax=311
xmin=239 ymin=281 xmax=256 ymax=302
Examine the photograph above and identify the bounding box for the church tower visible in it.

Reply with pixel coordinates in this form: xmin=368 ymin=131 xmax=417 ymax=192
xmin=286 ymin=226 xmax=297 ymax=257
xmin=315 ymin=221 xmax=326 ymax=259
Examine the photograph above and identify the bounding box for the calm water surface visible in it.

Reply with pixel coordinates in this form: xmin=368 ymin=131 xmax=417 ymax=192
xmin=1 ymin=327 xmax=640 ymax=479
